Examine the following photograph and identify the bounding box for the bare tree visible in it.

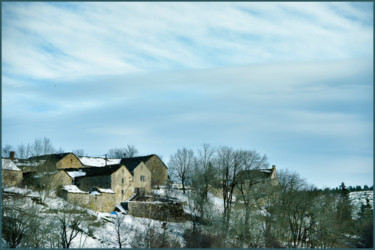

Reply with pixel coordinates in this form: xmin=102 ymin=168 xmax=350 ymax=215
xmin=26 ymin=137 xmax=56 ymax=157
xmin=215 ymin=146 xmax=245 ymax=231
xmin=107 ymin=145 xmax=139 ymax=158
xmin=168 ymin=148 xmax=195 ymax=194
xmin=56 ymin=204 xmax=87 ymax=248
xmin=2 ymin=144 xmax=13 ymax=158
xmin=72 ymin=149 xmax=86 ymax=157
xmin=16 ymin=144 xmax=27 ymax=159
xmin=112 ymin=213 xmax=127 ymax=248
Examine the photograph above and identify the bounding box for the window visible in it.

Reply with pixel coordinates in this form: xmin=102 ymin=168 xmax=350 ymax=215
xmin=140 ymin=175 xmax=145 ymax=182
xmin=122 ymin=178 xmax=124 ymax=184
xmin=122 ymin=190 xmax=124 ymax=195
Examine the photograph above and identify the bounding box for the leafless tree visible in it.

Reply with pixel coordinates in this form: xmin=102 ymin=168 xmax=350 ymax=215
xmin=112 ymin=213 xmax=127 ymax=248
xmin=169 ymin=148 xmax=195 ymax=194
xmin=215 ymin=146 xmax=245 ymax=231
xmin=107 ymin=145 xmax=139 ymax=158
xmin=56 ymin=204 xmax=87 ymax=248
xmin=72 ymin=149 xmax=86 ymax=157
xmin=1 ymin=144 xmax=13 ymax=158
xmin=16 ymin=144 xmax=27 ymax=159
xmin=26 ymin=137 xmax=56 ymax=157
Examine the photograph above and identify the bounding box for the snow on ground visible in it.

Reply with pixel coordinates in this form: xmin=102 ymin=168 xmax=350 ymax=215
xmin=3 ymin=186 xmax=39 ymax=197
xmin=78 ymin=156 xmax=121 ymax=167
xmin=349 ymin=190 xmax=373 ymax=219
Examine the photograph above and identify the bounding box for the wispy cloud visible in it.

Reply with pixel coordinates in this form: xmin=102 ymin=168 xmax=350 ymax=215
xmin=2 ymin=2 xmax=373 ymax=80
xmin=1 ymin=2 xmax=373 ymax=188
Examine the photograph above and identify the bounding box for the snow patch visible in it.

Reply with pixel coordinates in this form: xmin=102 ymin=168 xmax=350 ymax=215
xmin=78 ymin=156 xmax=121 ymax=167
xmin=66 ymin=170 xmax=87 ymax=179
xmin=63 ymin=185 xmax=88 ymax=193
xmin=98 ymin=188 xmax=115 ymax=194
xmin=2 ymin=159 xmax=21 ymax=171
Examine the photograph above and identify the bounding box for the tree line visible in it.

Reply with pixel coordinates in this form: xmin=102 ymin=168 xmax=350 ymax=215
xmin=1 ymin=137 xmax=139 ymax=159
xmin=167 ymin=144 xmax=373 ymax=248
xmin=2 ymin=139 xmax=373 ymax=248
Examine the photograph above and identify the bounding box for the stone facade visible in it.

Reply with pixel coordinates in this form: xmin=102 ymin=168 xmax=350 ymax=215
xmin=2 ymin=170 xmax=23 ymax=186
xmin=144 ymin=155 xmax=169 ymax=187
xmin=56 ymin=153 xmax=83 ymax=169
xmin=132 ymin=162 xmax=152 ymax=195
xmin=60 ymin=186 xmax=116 ymax=213
xmin=77 ymin=165 xmax=135 ymax=203
xmin=111 ymin=165 xmax=133 ymax=203
xmin=50 ymin=170 xmax=73 ymax=189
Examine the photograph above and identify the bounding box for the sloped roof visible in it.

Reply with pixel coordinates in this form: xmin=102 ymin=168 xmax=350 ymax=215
xmin=28 ymin=153 xmax=71 ymax=162
xmin=77 ymin=164 xmax=124 ymax=177
xmin=1 ymin=159 xmax=21 ymax=171
xmin=78 ymin=156 xmax=121 ymax=167
xmin=120 ymin=154 xmax=167 ymax=170
xmin=238 ymin=169 xmax=274 ymax=181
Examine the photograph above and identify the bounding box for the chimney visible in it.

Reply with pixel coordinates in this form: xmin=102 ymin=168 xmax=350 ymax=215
xmin=10 ymin=151 xmax=15 ymax=161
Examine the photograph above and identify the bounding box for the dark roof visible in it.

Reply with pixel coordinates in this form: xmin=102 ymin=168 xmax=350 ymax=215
xmin=120 ymin=154 xmax=154 ymax=172
xmin=238 ymin=169 xmax=273 ymax=181
xmin=28 ymin=153 xmax=71 ymax=162
xmin=120 ymin=154 xmax=168 ymax=170
xmin=76 ymin=164 xmax=124 ymax=177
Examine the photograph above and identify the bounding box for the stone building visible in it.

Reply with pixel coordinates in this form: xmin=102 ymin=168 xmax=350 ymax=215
xmin=16 ymin=153 xmax=83 ymax=173
xmin=121 ymin=154 xmax=168 ymax=187
xmin=2 ymin=159 xmax=22 ymax=186
xmin=124 ymin=161 xmax=152 ymax=195
xmin=236 ymin=165 xmax=279 ymax=200
xmin=76 ymin=164 xmax=134 ymax=204
xmin=60 ymin=185 xmax=116 ymax=213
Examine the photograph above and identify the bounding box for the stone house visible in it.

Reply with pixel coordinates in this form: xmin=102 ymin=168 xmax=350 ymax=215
xmin=76 ymin=164 xmax=134 ymax=204
xmin=2 ymin=159 xmax=22 ymax=186
xmin=236 ymin=165 xmax=279 ymax=200
xmin=120 ymin=154 xmax=168 ymax=187
xmin=16 ymin=153 xmax=83 ymax=173
xmin=33 ymin=170 xmax=73 ymax=189
xmin=124 ymin=161 xmax=152 ymax=195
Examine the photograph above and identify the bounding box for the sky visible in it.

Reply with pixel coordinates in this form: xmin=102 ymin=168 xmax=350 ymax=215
xmin=1 ymin=2 xmax=373 ymax=189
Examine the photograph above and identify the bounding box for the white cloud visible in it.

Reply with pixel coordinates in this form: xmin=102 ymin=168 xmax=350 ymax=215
xmin=2 ymin=2 xmax=373 ymax=80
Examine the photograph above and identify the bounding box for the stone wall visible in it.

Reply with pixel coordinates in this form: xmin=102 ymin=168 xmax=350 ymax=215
xmin=56 ymin=153 xmax=83 ymax=169
xmin=127 ymin=199 xmax=188 ymax=222
xmin=60 ymin=189 xmax=116 ymax=213
xmin=2 ymin=170 xmax=22 ymax=186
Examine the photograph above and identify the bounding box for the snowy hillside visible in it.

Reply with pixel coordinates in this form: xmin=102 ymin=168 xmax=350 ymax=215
xmin=2 ymin=186 xmax=191 ymax=248
xmin=349 ymin=190 xmax=373 ymax=219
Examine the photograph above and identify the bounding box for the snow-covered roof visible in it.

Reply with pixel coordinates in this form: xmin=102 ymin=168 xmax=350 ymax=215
xmin=2 ymin=159 xmax=21 ymax=171
xmin=90 ymin=191 xmax=101 ymax=196
xmin=98 ymin=188 xmax=115 ymax=194
xmin=13 ymin=159 xmax=46 ymax=167
xmin=66 ymin=170 xmax=87 ymax=179
xmin=78 ymin=156 xmax=121 ymax=167
xmin=63 ymin=185 xmax=88 ymax=193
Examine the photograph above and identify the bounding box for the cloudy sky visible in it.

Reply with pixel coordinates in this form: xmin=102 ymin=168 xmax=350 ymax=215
xmin=2 ymin=2 xmax=373 ymax=188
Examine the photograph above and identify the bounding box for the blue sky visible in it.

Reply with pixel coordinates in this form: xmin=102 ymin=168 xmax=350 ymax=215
xmin=2 ymin=2 xmax=373 ymax=188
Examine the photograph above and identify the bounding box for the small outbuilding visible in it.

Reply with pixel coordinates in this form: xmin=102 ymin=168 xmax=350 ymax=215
xmin=2 ymin=159 xmax=23 ymax=186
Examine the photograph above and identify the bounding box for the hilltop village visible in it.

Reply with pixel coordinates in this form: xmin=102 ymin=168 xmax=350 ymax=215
xmin=2 ymin=152 xmax=172 ymax=213
xmin=2 ymin=151 xmax=278 ymax=216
